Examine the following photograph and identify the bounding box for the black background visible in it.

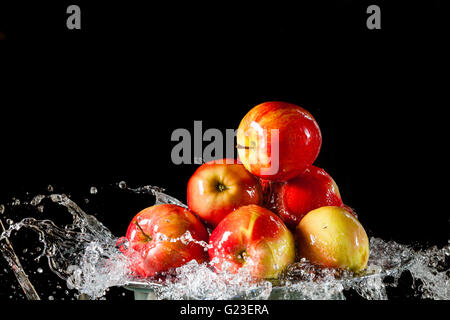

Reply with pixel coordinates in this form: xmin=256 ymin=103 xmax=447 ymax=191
xmin=0 ymin=0 xmax=448 ymax=311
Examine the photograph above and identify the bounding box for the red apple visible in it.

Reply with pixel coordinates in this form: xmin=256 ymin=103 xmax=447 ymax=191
xmin=237 ymin=101 xmax=322 ymax=181
xmin=187 ymin=158 xmax=263 ymax=227
xmin=208 ymin=204 xmax=295 ymax=279
xmin=122 ymin=204 xmax=209 ymax=278
xmin=265 ymin=165 xmax=343 ymax=228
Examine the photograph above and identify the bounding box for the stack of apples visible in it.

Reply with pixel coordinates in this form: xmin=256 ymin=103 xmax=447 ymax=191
xmin=120 ymin=102 xmax=369 ymax=280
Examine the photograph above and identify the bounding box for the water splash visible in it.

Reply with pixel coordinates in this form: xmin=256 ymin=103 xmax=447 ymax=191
xmin=1 ymin=192 xmax=131 ymax=299
xmin=124 ymin=184 xmax=187 ymax=208
xmin=0 ymin=184 xmax=449 ymax=300
xmin=154 ymin=260 xmax=273 ymax=300
xmin=139 ymin=236 xmax=448 ymax=300
xmin=0 ymin=219 xmax=40 ymax=300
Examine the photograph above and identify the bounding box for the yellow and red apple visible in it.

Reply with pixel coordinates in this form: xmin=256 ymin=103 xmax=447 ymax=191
xmin=266 ymin=165 xmax=343 ymax=228
xmin=237 ymin=101 xmax=322 ymax=181
xmin=295 ymin=206 xmax=369 ymax=272
xmin=122 ymin=204 xmax=209 ymax=278
xmin=187 ymin=158 xmax=263 ymax=226
xmin=208 ymin=204 xmax=295 ymax=279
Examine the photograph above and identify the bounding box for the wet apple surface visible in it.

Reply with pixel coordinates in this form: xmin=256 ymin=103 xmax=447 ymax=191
xmin=266 ymin=166 xmax=343 ymax=228
xmin=208 ymin=204 xmax=295 ymax=279
xmin=187 ymin=159 xmax=263 ymax=227
xmin=237 ymin=102 xmax=322 ymax=181
xmin=123 ymin=204 xmax=209 ymax=278
xmin=295 ymin=206 xmax=369 ymax=272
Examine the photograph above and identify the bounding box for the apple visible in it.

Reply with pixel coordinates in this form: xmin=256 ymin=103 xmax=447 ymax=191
xmin=208 ymin=204 xmax=295 ymax=279
xmin=295 ymin=206 xmax=369 ymax=272
xmin=237 ymin=101 xmax=322 ymax=181
xmin=342 ymin=204 xmax=358 ymax=219
xmin=122 ymin=204 xmax=209 ymax=278
xmin=265 ymin=165 xmax=343 ymax=228
xmin=187 ymin=158 xmax=263 ymax=227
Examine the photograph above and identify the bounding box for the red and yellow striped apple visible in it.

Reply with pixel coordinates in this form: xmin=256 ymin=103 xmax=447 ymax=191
xmin=237 ymin=101 xmax=322 ymax=181
xmin=266 ymin=165 xmax=343 ymax=228
xmin=295 ymin=206 xmax=369 ymax=272
xmin=187 ymin=159 xmax=263 ymax=227
xmin=208 ymin=204 xmax=295 ymax=279
xmin=123 ymin=204 xmax=209 ymax=278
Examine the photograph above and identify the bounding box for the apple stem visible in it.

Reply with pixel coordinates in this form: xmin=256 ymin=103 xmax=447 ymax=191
xmin=237 ymin=250 xmax=248 ymax=263
xmin=216 ymin=182 xmax=228 ymax=192
xmin=134 ymin=221 xmax=152 ymax=242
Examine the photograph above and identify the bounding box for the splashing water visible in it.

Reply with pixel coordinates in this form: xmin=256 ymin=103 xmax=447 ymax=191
xmin=0 ymin=184 xmax=449 ymax=300
xmin=1 ymin=193 xmax=130 ymax=299
xmin=0 ymin=219 xmax=40 ymax=300
xmin=143 ymin=237 xmax=449 ymax=300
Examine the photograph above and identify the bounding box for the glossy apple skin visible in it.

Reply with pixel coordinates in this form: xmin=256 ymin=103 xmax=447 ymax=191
xmin=208 ymin=204 xmax=295 ymax=279
xmin=295 ymin=206 xmax=369 ymax=272
xmin=266 ymin=166 xmax=343 ymax=229
xmin=342 ymin=204 xmax=358 ymax=219
xmin=124 ymin=204 xmax=209 ymax=278
xmin=187 ymin=158 xmax=263 ymax=227
xmin=237 ymin=101 xmax=322 ymax=181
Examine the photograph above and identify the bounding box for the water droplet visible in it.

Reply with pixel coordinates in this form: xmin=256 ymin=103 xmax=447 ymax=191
xmin=118 ymin=181 xmax=127 ymax=189
xmin=48 ymin=295 xmax=54 ymax=300
xmin=47 ymin=185 xmax=54 ymax=192
xmin=37 ymin=205 xmax=44 ymax=213
xmin=6 ymin=219 xmax=13 ymax=225
xmin=90 ymin=187 xmax=98 ymax=195
xmin=30 ymin=195 xmax=45 ymax=206
xmin=37 ymin=268 xmax=43 ymax=273
xmin=116 ymin=237 xmax=129 ymax=252
xmin=0 ymin=204 xmax=5 ymax=214
xmin=13 ymin=199 xmax=20 ymax=206
xmin=23 ymin=248 xmax=28 ymax=254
